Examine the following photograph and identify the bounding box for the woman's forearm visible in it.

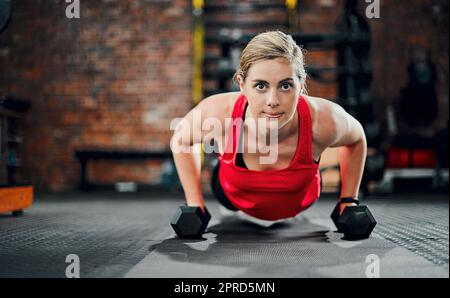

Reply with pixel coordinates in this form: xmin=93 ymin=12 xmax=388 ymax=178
xmin=172 ymin=144 xmax=205 ymax=208
xmin=338 ymin=136 xmax=367 ymax=199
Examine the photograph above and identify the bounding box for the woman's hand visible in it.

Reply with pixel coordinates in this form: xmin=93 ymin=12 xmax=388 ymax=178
xmin=187 ymin=202 xmax=206 ymax=213
xmin=339 ymin=202 xmax=358 ymax=215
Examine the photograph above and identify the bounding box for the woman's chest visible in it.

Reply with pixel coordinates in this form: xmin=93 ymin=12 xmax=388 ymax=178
xmin=240 ymin=129 xmax=299 ymax=171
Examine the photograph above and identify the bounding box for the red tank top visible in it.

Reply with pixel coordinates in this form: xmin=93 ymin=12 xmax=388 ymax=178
xmin=217 ymin=94 xmax=321 ymax=220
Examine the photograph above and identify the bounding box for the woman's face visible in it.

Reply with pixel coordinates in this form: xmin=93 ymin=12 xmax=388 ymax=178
xmin=238 ymin=57 xmax=303 ymax=130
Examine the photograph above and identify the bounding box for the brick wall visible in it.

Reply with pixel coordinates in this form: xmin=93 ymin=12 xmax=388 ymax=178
xmin=299 ymin=0 xmax=343 ymax=99
xmin=0 ymin=0 xmax=193 ymax=191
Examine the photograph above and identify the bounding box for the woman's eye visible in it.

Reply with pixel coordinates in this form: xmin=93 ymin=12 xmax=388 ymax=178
xmin=255 ymin=83 xmax=266 ymax=90
xmin=281 ymin=83 xmax=291 ymax=91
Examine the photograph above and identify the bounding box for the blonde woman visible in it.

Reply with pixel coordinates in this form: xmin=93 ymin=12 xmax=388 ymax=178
xmin=171 ymin=31 xmax=367 ymax=228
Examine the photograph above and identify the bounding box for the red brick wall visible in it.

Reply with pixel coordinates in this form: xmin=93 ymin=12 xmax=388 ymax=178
xmin=0 ymin=0 xmax=193 ymax=191
xmin=299 ymin=0 xmax=343 ymax=99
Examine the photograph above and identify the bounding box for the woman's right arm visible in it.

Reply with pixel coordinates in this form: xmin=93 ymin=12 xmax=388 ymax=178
xmin=170 ymin=94 xmax=229 ymax=210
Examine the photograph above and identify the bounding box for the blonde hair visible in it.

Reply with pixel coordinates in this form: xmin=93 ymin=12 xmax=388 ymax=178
xmin=233 ymin=31 xmax=307 ymax=86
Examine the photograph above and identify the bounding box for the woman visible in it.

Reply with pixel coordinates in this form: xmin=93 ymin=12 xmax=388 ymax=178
xmin=171 ymin=31 xmax=367 ymax=222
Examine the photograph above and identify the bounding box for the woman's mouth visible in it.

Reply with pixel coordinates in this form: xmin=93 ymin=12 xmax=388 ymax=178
xmin=263 ymin=112 xmax=284 ymax=119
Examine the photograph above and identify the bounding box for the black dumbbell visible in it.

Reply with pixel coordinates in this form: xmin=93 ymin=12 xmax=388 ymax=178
xmin=331 ymin=202 xmax=344 ymax=232
xmin=331 ymin=198 xmax=361 ymax=232
xmin=170 ymin=205 xmax=211 ymax=239
xmin=330 ymin=199 xmax=377 ymax=240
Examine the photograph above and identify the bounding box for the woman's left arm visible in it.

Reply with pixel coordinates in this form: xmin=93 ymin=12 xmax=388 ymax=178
xmin=328 ymin=104 xmax=367 ymax=200
xmin=315 ymin=99 xmax=367 ymax=202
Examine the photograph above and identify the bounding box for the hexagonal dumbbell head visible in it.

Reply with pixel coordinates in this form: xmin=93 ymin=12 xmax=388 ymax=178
xmin=337 ymin=205 xmax=377 ymax=240
xmin=330 ymin=202 xmax=343 ymax=232
xmin=204 ymin=207 xmax=211 ymax=223
xmin=170 ymin=206 xmax=209 ymax=239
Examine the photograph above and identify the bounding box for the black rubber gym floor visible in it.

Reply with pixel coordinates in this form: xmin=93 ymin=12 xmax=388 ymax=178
xmin=0 ymin=192 xmax=448 ymax=278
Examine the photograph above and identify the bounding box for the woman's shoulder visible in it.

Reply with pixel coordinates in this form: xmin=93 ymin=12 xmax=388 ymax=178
xmin=302 ymin=94 xmax=342 ymax=121
xmin=301 ymin=94 xmax=320 ymax=124
xmin=302 ymin=94 xmax=327 ymax=112
xmin=302 ymin=95 xmax=341 ymax=147
xmin=198 ymin=91 xmax=241 ymax=119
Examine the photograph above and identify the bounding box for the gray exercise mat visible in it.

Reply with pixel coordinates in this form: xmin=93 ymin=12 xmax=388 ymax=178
xmin=126 ymin=207 xmax=448 ymax=278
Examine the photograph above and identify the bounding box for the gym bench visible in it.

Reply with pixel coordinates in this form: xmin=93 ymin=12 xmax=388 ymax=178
xmin=74 ymin=149 xmax=173 ymax=191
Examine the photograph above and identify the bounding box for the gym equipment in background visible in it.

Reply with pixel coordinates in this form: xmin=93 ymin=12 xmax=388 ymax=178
xmin=0 ymin=96 xmax=33 ymax=216
xmin=0 ymin=0 xmax=11 ymax=35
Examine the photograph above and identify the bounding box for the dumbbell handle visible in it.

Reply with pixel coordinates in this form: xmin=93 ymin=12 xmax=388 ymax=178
xmin=339 ymin=197 xmax=360 ymax=205
xmin=184 ymin=203 xmax=211 ymax=223
xmin=331 ymin=198 xmax=360 ymax=232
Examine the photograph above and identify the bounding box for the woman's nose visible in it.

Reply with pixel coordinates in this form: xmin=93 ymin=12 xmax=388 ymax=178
xmin=266 ymin=91 xmax=280 ymax=107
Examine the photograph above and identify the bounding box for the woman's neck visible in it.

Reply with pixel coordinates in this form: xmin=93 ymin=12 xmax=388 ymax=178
xmin=244 ymin=107 xmax=298 ymax=147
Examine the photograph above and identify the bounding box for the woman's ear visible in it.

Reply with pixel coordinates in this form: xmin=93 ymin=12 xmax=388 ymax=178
xmin=299 ymin=81 xmax=306 ymax=95
xmin=237 ymin=75 xmax=245 ymax=92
